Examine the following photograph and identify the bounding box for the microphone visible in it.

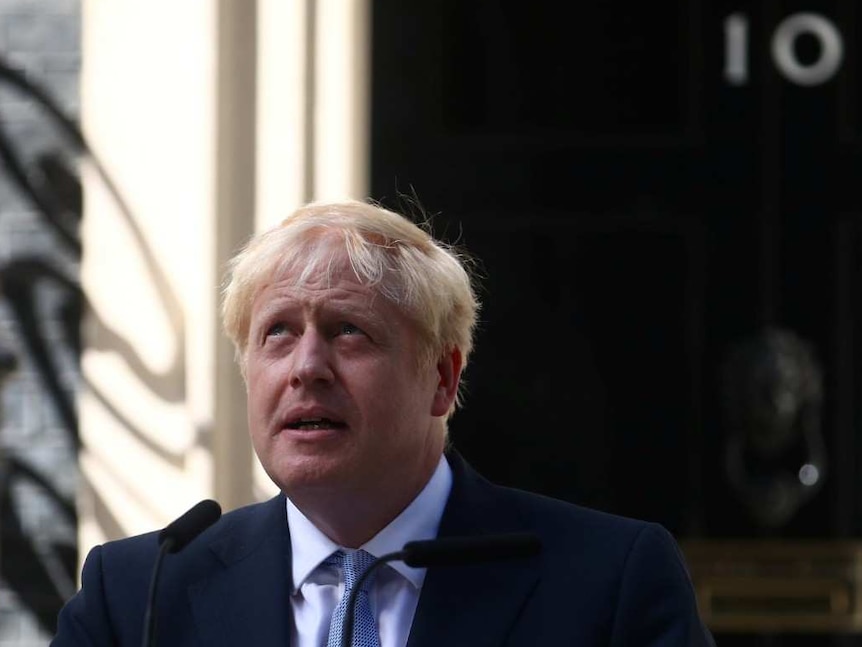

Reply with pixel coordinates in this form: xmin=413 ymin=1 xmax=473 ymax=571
xmin=158 ymin=499 xmax=222 ymax=553
xmin=401 ymin=532 xmax=542 ymax=567
xmin=142 ymin=500 xmax=222 ymax=647
xmin=341 ymin=533 xmax=541 ymax=647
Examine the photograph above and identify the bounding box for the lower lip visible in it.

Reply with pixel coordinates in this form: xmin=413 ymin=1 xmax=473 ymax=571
xmin=280 ymin=426 xmax=346 ymax=442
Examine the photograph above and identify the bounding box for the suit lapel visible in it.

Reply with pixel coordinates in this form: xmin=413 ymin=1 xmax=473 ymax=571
xmin=189 ymin=496 xmax=294 ymax=647
xmin=407 ymin=453 xmax=541 ymax=647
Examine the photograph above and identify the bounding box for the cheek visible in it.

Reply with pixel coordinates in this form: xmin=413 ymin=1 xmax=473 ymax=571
xmin=246 ymin=363 xmax=283 ymax=422
xmin=366 ymin=367 xmax=435 ymax=420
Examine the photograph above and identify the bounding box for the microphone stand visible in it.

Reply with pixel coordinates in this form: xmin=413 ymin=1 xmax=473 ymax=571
xmin=140 ymin=499 xmax=221 ymax=647
xmin=141 ymin=538 xmax=176 ymax=647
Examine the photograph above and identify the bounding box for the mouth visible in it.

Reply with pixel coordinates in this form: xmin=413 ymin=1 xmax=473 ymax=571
xmin=285 ymin=417 xmax=347 ymax=431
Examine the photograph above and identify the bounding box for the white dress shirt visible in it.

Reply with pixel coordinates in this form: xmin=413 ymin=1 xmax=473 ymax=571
xmin=287 ymin=456 xmax=453 ymax=647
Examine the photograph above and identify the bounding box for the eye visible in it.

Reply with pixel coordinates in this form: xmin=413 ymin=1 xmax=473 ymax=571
xmin=266 ymin=322 xmax=287 ymax=337
xmin=338 ymin=322 xmax=362 ymax=336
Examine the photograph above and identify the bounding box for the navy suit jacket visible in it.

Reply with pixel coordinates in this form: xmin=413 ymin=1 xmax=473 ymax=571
xmin=53 ymin=453 xmax=713 ymax=646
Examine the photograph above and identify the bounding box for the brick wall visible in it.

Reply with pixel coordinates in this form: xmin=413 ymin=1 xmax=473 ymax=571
xmin=0 ymin=0 xmax=80 ymax=644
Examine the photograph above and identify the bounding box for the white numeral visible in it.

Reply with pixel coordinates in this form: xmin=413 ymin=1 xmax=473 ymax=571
xmin=723 ymin=12 xmax=844 ymax=87
xmin=724 ymin=13 xmax=749 ymax=86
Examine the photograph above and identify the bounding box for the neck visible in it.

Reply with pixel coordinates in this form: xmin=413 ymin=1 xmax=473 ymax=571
xmin=290 ymin=451 xmax=442 ymax=548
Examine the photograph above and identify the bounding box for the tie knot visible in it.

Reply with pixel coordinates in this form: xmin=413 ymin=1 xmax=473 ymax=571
xmin=327 ymin=549 xmax=378 ymax=593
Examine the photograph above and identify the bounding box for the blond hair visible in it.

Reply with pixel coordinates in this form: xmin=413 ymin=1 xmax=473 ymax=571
xmin=221 ymin=200 xmax=479 ymax=405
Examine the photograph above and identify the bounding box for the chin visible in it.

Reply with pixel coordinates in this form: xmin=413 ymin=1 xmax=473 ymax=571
xmin=270 ymin=457 xmax=356 ymax=494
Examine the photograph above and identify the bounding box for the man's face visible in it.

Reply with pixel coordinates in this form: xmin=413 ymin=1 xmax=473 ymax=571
xmin=245 ymin=257 xmax=455 ymax=502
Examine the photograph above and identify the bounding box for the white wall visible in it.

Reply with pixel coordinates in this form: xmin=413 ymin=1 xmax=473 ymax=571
xmin=78 ymin=0 xmax=370 ymax=552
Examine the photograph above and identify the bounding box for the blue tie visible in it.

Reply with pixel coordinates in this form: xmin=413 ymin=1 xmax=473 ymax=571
xmin=326 ymin=550 xmax=382 ymax=647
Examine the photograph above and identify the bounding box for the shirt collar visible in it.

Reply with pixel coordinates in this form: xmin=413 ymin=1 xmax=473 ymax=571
xmin=286 ymin=454 xmax=453 ymax=593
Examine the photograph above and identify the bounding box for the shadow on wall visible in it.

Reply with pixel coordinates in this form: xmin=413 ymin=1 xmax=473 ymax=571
xmin=0 ymin=58 xmax=185 ymax=632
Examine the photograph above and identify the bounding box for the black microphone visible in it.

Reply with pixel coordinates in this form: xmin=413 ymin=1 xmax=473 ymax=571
xmin=341 ymin=533 xmax=541 ymax=647
xmin=401 ymin=532 xmax=542 ymax=567
xmin=142 ymin=500 xmax=222 ymax=647
xmin=158 ymin=499 xmax=222 ymax=553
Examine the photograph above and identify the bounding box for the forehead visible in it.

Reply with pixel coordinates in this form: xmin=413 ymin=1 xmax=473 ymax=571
xmin=271 ymin=277 xmax=363 ymax=301
xmin=251 ymin=261 xmax=388 ymax=318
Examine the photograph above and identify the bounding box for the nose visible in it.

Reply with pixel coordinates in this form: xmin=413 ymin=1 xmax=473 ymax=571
xmin=289 ymin=329 xmax=335 ymax=388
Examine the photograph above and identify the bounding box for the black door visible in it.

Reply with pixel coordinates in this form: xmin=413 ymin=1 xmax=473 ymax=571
xmin=371 ymin=2 xmax=862 ymax=643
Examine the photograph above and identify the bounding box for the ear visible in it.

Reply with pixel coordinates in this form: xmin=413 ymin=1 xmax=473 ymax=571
xmin=430 ymin=347 xmax=463 ymax=417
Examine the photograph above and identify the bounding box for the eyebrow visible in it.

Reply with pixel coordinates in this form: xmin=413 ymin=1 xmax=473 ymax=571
xmin=253 ymin=290 xmax=389 ymax=330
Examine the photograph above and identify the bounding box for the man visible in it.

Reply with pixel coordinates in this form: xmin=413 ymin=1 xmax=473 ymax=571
xmin=53 ymin=200 xmax=713 ymax=645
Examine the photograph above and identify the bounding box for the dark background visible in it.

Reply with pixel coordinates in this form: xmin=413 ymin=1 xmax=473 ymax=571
xmin=370 ymin=1 xmax=862 ymax=644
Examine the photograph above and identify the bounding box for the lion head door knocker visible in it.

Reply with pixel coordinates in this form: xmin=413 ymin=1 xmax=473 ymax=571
xmin=720 ymin=327 xmax=826 ymax=529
